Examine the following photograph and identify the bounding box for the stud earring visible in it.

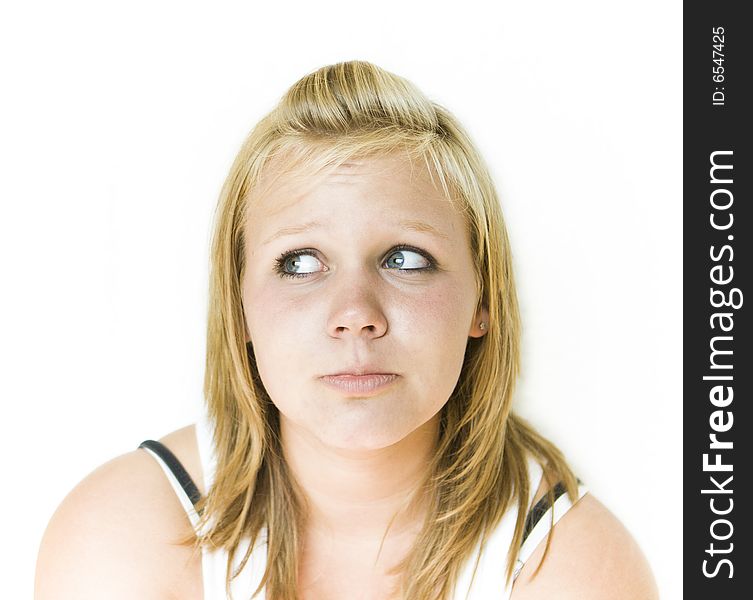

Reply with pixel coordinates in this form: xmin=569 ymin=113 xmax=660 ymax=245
xmin=479 ymin=321 xmax=486 ymax=330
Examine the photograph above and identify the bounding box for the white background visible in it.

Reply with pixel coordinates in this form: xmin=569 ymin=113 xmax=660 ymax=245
xmin=1 ymin=1 xmax=682 ymax=598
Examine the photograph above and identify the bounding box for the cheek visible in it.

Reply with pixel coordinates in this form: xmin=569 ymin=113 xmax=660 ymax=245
xmin=404 ymin=282 xmax=474 ymax=349
xmin=246 ymin=283 xmax=305 ymax=339
xmin=242 ymin=281 xmax=312 ymax=408
xmin=397 ymin=283 xmax=475 ymax=398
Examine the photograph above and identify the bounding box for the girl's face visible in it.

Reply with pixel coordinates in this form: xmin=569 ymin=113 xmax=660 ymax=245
xmin=242 ymin=153 xmax=488 ymax=451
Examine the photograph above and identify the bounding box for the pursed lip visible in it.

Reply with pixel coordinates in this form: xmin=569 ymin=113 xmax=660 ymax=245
xmin=318 ymin=372 xmax=400 ymax=395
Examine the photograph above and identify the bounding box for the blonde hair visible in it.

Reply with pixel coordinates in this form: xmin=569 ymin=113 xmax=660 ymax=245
xmin=190 ymin=60 xmax=579 ymax=600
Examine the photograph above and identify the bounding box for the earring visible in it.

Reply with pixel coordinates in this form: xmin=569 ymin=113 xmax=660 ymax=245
xmin=479 ymin=321 xmax=486 ymax=330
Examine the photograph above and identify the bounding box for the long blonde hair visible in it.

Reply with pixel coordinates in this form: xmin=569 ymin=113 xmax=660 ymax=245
xmin=191 ymin=60 xmax=579 ymax=600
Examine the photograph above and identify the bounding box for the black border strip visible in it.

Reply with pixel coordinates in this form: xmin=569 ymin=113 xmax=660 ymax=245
xmin=685 ymin=2 xmax=751 ymax=595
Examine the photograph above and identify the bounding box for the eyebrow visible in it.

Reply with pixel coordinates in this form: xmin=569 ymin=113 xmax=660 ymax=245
xmin=261 ymin=219 xmax=450 ymax=245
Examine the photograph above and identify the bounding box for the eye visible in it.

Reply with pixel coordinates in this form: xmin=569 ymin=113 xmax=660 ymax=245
xmin=274 ymin=249 xmax=323 ymax=279
xmin=383 ymin=245 xmax=434 ymax=272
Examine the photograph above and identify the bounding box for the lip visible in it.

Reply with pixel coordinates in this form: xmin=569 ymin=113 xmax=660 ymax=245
xmin=319 ymin=373 xmax=399 ymax=396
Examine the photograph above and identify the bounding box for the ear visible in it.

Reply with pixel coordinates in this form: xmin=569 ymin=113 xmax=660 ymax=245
xmin=468 ymin=305 xmax=490 ymax=338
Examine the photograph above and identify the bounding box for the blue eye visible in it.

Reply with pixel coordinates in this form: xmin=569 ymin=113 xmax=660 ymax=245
xmin=274 ymin=244 xmax=436 ymax=279
xmin=276 ymin=251 xmax=322 ymax=278
xmin=383 ymin=247 xmax=432 ymax=271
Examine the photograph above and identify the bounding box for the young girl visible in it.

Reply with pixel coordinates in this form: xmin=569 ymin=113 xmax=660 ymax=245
xmin=36 ymin=61 xmax=658 ymax=600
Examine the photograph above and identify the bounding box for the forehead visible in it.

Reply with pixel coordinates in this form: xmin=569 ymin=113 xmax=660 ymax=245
xmin=249 ymin=152 xmax=457 ymax=223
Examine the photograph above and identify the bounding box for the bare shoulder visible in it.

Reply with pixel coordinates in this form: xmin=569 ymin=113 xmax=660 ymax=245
xmin=510 ymin=492 xmax=659 ymax=600
xmin=35 ymin=426 xmax=203 ymax=600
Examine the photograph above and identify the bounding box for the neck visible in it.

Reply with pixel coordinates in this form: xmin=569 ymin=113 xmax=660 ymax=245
xmin=279 ymin=413 xmax=439 ymax=543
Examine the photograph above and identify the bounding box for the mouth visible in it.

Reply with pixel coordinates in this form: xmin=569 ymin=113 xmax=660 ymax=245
xmin=318 ymin=373 xmax=399 ymax=395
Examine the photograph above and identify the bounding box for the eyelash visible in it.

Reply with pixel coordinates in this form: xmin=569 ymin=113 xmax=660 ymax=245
xmin=273 ymin=244 xmax=438 ymax=279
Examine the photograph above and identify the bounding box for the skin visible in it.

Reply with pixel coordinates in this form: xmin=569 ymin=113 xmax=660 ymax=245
xmin=241 ymin=153 xmax=489 ymax=593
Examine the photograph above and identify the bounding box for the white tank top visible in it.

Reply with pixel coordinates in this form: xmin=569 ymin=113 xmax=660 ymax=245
xmin=140 ymin=411 xmax=588 ymax=600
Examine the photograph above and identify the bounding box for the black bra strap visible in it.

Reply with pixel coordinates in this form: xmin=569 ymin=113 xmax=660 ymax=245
xmin=139 ymin=440 xmax=202 ymax=509
xmin=521 ymin=478 xmax=582 ymax=545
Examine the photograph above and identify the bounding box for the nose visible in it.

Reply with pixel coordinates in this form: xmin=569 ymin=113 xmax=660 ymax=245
xmin=326 ymin=275 xmax=388 ymax=340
